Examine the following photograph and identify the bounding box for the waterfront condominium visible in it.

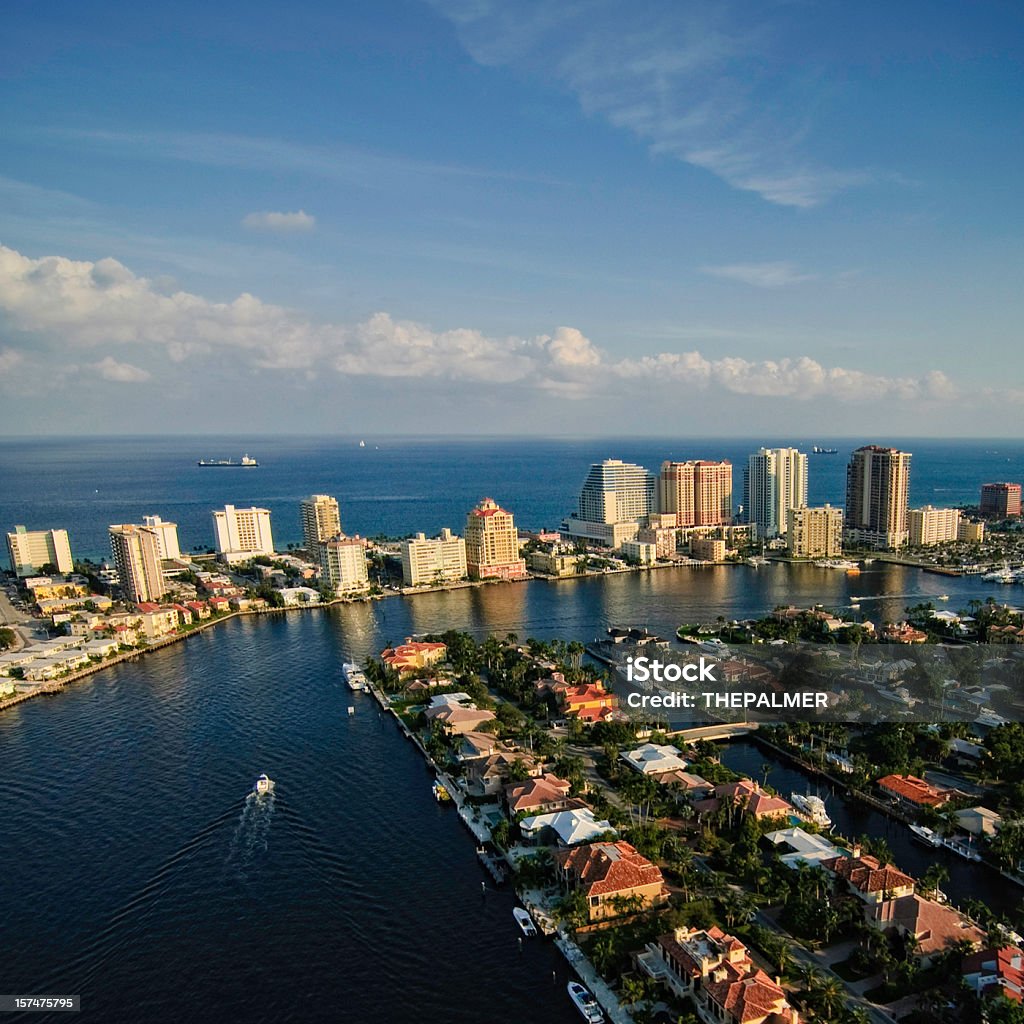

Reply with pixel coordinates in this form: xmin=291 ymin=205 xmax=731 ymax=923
xmin=657 ymin=460 xmax=733 ymax=527
xmin=844 ymin=446 xmax=912 ymax=549
xmin=140 ymin=516 xmax=181 ymax=560
xmin=6 ymin=525 xmax=74 ymax=577
xmin=980 ymin=482 xmax=1022 ymax=519
xmin=319 ymin=536 xmax=370 ymax=595
xmin=908 ymin=506 xmax=961 ymax=546
xmin=300 ymin=494 xmax=342 ymax=552
xmin=787 ymin=505 xmax=843 ymax=558
xmin=743 ymin=447 xmax=808 ymax=540
xmin=400 ymin=529 xmax=467 ymax=587
xmin=211 ymin=505 xmax=275 ymax=564
xmin=109 ymin=524 xmax=167 ymax=603
xmin=465 ymin=498 xmax=528 ymax=581
xmin=562 ymin=459 xmax=655 ymax=547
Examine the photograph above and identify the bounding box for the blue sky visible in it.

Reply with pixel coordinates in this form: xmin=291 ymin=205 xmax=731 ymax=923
xmin=1 ymin=0 xmax=1022 ymax=436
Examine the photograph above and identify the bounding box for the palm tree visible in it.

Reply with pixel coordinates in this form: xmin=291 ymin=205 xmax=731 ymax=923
xmin=811 ymin=974 xmax=845 ymax=1020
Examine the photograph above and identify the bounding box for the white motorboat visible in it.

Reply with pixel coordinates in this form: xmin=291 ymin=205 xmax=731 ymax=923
xmin=909 ymin=824 xmax=941 ymax=847
xmin=342 ymin=662 xmax=367 ymax=691
xmin=254 ymin=773 xmax=275 ymax=796
xmin=513 ymin=907 xmax=538 ymax=937
xmin=567 ymin=982 xmax=604 ymax=1023
xmin=697 ymin=637 xmax=729 ymax=655
xmin=790 ymin=792 xmax=831 ymax=828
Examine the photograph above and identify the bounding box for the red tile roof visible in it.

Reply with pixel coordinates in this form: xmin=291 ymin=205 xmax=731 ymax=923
xmin=822 ymin=853 xmax=915 ymax=895
xmin=705 ymin=968 xmax=788 ymax=1024
xmin=505 ymin=773 xmax=572 ymax=813
xmin=556 ymin=841 xmax=663 ymax=897
xmin=878 ymin=774 xmax=948 ymax=807
xmin=963 ymin=946 xmax=1024 ymax=1002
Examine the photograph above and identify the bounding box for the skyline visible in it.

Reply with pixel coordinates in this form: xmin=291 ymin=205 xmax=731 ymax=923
xmin=2 ymin=0 xmax=1023 ymax=436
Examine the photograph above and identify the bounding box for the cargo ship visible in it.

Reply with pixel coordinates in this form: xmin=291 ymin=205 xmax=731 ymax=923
xmin=197 ymin=454 xmax=259 ymax=467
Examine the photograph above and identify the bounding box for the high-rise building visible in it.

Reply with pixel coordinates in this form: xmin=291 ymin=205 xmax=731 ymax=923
xmin=465 ymin=498 xmax=528 ymax=581
xmin=787 ymin=505 xmax=843 ymax=558
xmin=300 ymin=495 xmax=342 ymax=552
xmin=908 ymin=506 xmax=961 ymax=546
xmin=694 ymin=461 xmax=733 ymax=526
xmin=563 ymin=459 xmax=654 ymax=547
xmin=400 ymin=529 xmax=467 ymax=587
xmin=844 ymin=446 xmax=912 ymax=549
xmin=212 ymin=505 xmax=275 ymax=563
xmin=658 ymin=461 xmax=733 ymax=527
xmin=743 ymin=447 xmax=808 ymax=540
xmin=109 ymin=524 xmax=166 ymax=603
xmin=980 ymin=482 xmax=1022 ymax=519
xmin=319 ymin=536 xmax=370 ymax=595
xmin=141 ymin=516 xmax=181 ymax=560
xmin=6 ymin=526 xmax=74 ymax=577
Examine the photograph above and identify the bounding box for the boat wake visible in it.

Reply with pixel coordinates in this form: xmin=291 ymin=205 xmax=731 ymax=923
xmin=225 ymin=790 xmax=276 ymax=878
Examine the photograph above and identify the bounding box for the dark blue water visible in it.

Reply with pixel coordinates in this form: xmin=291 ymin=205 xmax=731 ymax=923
xmin=1 ymin=435 xmax=1020 ymax=561
xmin=1 ymin=612 xmax=580 ymax=1024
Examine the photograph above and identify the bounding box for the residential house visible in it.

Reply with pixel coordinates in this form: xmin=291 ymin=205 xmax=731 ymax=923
xmin=963 ymin=946 xmax=1024 ymax=1004
xmin=820 ymin=852 xmax=915 ymax=913
xmin=505 ymin=774 xmax=575 ymax=816
xmin=621 ymin=743 xmax=689 ymax=775
xmin=875 ymin=895 xmax=986 ymax=964
xmin=642 ymin=926 xmax=802 ymax=1024
xmin=555 ymin=841 xmax=666 ymax=921
xmin=465 ymin=751 xmax=538 ymax=797
xmin=657 ymin=770 xmax=713 ymax=803
xmin=696 ymin=779 xmax=794 ymax=824
xmin=381 ymin=639 xmax=448 ymax=677
xmin=763 ymin=827 xmax=842 ymax=870
xmin=877 ymin=774 xmax=949 ymax=809
xmin=425 ymin=704 xmax=497 ymax=735
xmin=522 ymin=808 xmax=616 ymax=848
xmin=457 ymin=731 xmax=503 ymax=761
xmin=956 ymin=807 xmax=1003 ymax=838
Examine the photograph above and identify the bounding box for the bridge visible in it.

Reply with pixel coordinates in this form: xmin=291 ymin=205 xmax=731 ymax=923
xmin=667 ymin=722 xmax=759 ymax=742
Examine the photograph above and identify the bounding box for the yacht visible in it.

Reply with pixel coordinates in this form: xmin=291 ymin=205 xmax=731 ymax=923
xmin=342 ymin=662 xmax=367 ymax=691
xmin=813 ymin=558 xmax=861 ymax=571
xmin=697 ymin=637 xmax=729 ymax=655
xmin=790 ymin=793 xmax=831 ymax=828
xmin=567 ymin=982 xmax=604 ymax=1023
xmin=513 ymin=907 xmax=538 ymax=937
xmin=254 ymin=773 xmax=275 ymax=796
xmin=909 ymin=824 xmax=941 ymax=847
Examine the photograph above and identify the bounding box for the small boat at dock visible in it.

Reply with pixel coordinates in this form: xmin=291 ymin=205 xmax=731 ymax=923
xmin=567 ymin=981 xmax=604 ymax=1022
xmin=513 ymin=907 xmax=537 ymax=937
xmin=432 ymin=780 xmax=452 ymax=803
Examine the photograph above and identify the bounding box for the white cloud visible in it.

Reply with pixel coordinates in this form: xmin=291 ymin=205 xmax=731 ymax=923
xmin=92 ymin=356 xmax=152 ymax=383
xmin=0 ymin=243 xmax=974 ymax=407
xmin=700 ymin=261 xmax=816 ymax=288
xmin=241 ymin=210 xmax=316 ymax=232
xmin=428 ymin=1 xmax=872 ymax=207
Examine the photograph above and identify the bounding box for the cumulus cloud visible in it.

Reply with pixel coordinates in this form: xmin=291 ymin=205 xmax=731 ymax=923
xmin=0 ymin=243 xmax=972 ymax=407
xmin=700 ymin=262 xmax=816 ymax=289
xmin=92 ymin=356 xmax=152 ymax=383
xmin=241 ymin=210 xmax=316 ymax=232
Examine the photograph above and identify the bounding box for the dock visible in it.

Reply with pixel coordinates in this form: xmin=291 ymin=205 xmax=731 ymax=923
xmin=555 ymin=932 xmax=635 ymax=1024
xmin=476 ymin=846 xmax=508 ymax=884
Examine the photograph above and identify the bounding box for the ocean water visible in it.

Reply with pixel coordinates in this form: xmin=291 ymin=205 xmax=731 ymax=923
xmin=1 ymin=436 xmax=1022 ymax=1023
xmin=0 ymin=435 xmax=1020 ymax=561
